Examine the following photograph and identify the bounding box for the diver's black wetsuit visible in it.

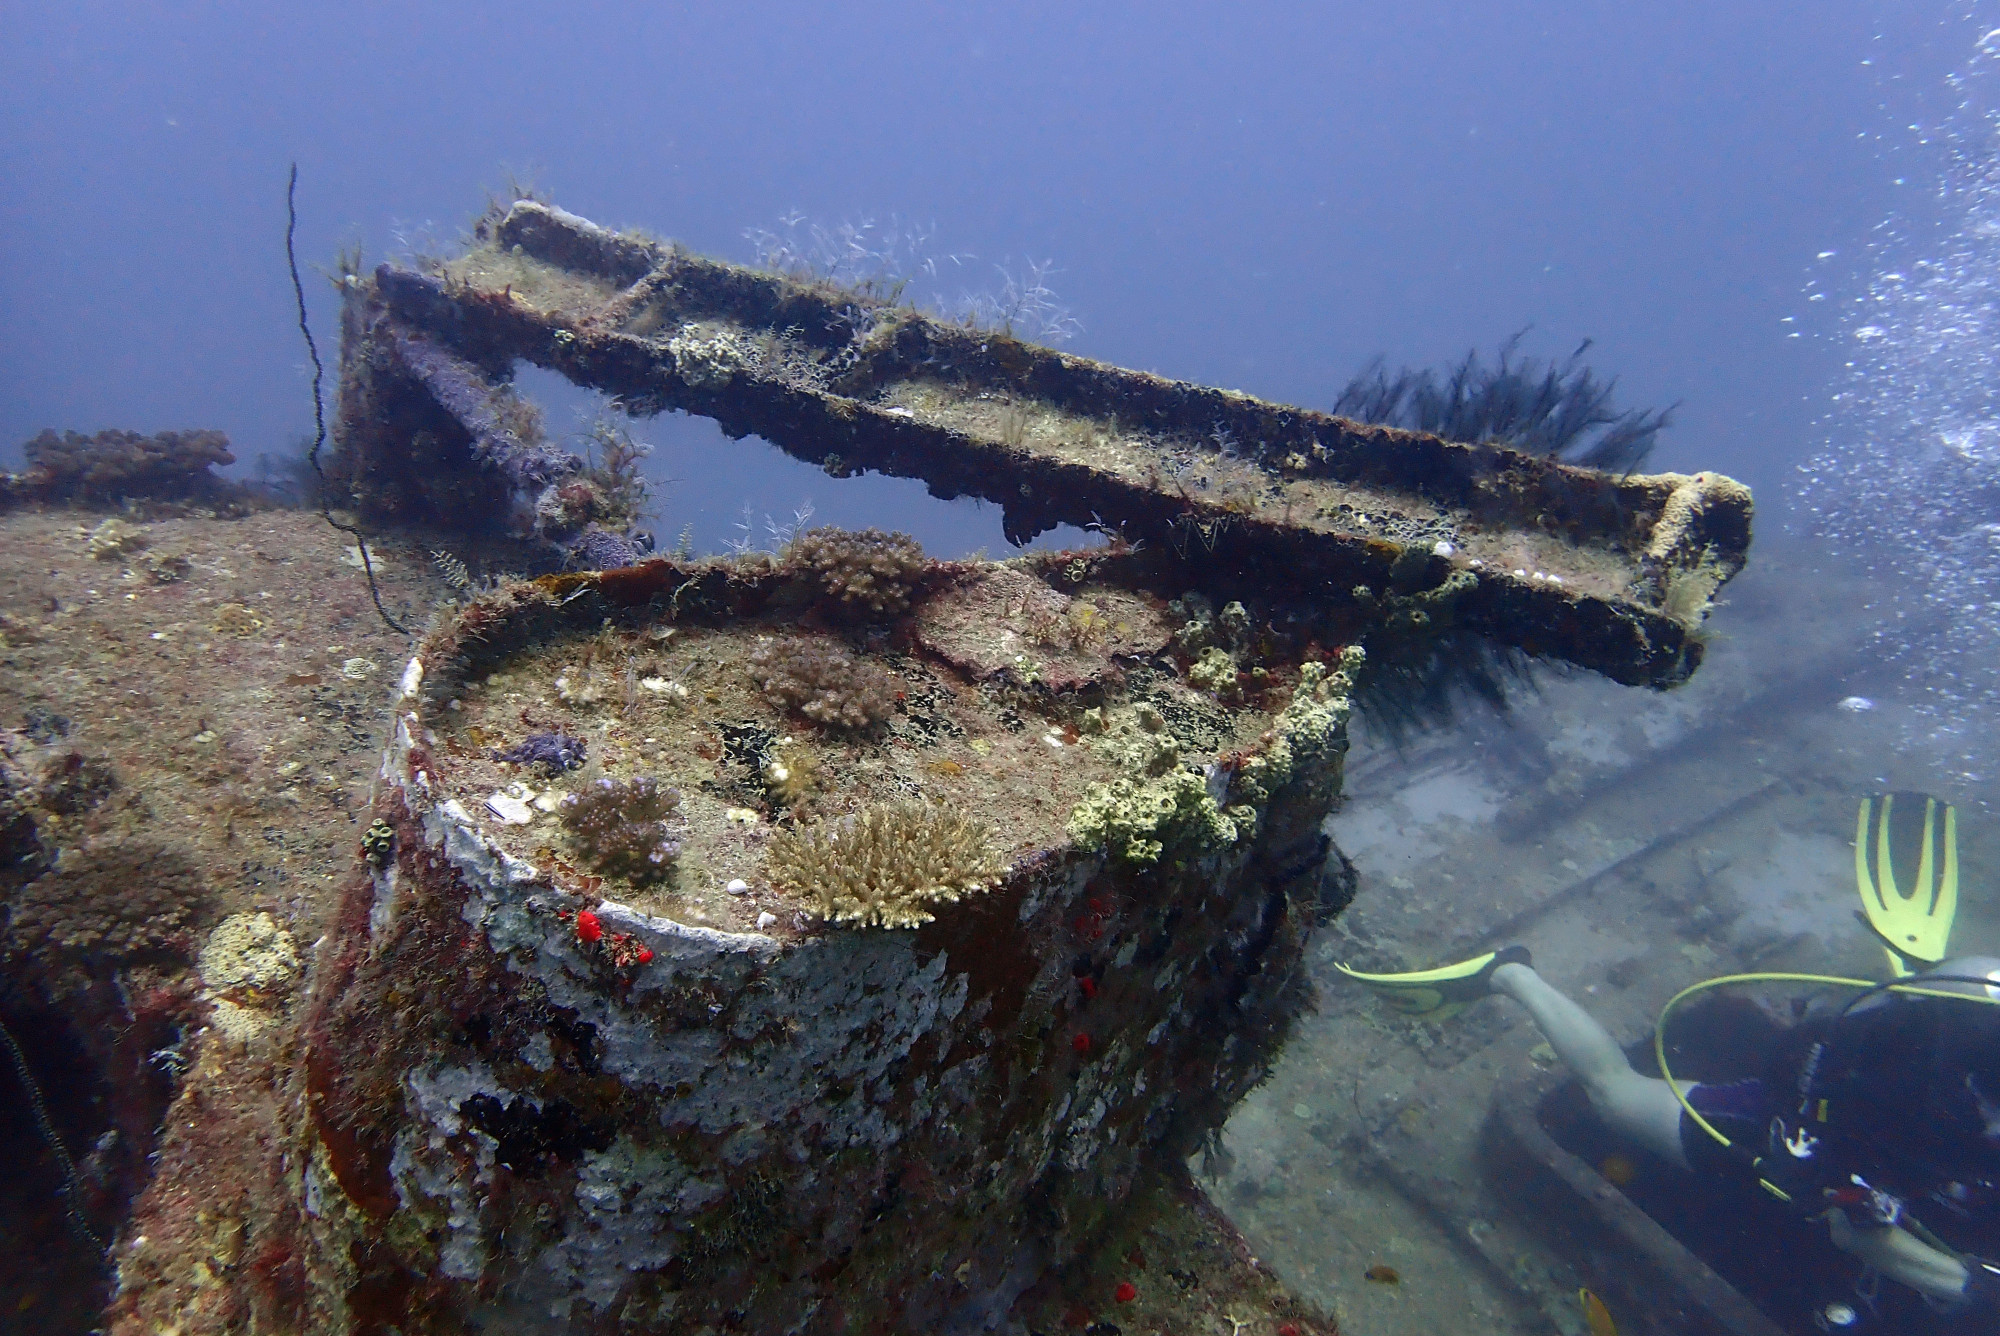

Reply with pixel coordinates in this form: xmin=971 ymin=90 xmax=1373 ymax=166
xmin=1678 ymin=989 xmax=2000 ymax=1327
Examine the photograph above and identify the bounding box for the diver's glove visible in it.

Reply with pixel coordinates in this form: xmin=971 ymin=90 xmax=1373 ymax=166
xmin=1825 ymin=1175 xmax=1904 ymax=1229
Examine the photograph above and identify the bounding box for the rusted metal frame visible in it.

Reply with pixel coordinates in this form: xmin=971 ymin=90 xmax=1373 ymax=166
xmin=352 ymin=200 xmax=1752 ymax=686
xmin=372 ymin=266 xmax=1699 ymax=686
xmin=484 ymin=204 xmax=1731 ymax=563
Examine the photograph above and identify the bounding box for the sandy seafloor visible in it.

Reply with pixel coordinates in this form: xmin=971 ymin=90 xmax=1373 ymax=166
xmin=0 ymin=496 xmax=1976 ymax=1335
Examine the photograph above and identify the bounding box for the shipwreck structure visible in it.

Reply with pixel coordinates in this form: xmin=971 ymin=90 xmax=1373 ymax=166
xmin=92 ymin=199 xmax=1750 ymax=1336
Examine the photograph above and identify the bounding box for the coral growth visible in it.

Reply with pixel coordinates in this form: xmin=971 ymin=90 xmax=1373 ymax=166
xmin=1081 ymin=703 xmax=1182 ymax=777
xmin=0 ymin=743 xmax=48 ymax=895
xmin=565 ymin=524 xmax=650 ymax=571
xmin=34 ymin=750 xmax=117 ymax=816
xmin=785 ymin=527 xmax=927 ymax=616
xmin=1188 ymin=646 xmax=1243 ymax=700
xmin=1659 ymin=547 xmax=1729 ymax=629
xmin=1329 ymin=335 xmax=1672 ymax=471
xmin=213 ymin=603 xmax=267 ymax=637
xmin=19 ymin=428 xmax=237 ymax=503
xmin=1065 ymin=768 xmax=1245 ymax=867
xmin=559 ymin=777 xmax=683 ymax=882
xmin=197 ymin=912 xmax=301 ymax=996
xmin=1067 ymin=659 xmax=1359 ymax=867
xmin=1016 ymin=586 xmax=1108 ymax=652
xmin=493 ymin=731 xmax=588 ymax=773
xmin=760 ymin=741 xmax=819 ymax=807
xmin=85 ymin=518 xmax=148 ymax=561
xmin=5 ymin=839 xmax=211 ymax=966
xmin=766 ymin=801 xmax=1004 ymax=928
xmin=1227 ymin=652 xmax=1361 ymax=809
xmin=575 ymin=417 xmax=652 ymax=534
xmin=749 ymin=637 xmax=898 ymax=731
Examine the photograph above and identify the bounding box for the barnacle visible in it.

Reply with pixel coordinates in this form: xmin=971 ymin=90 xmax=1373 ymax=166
xmin=749 ymin=637 xmax=898 ymax=732
xmin=766 ymin=801 xmax=1005 ymax=928
xmin=783 ymin=526 xmax=927 ymax=616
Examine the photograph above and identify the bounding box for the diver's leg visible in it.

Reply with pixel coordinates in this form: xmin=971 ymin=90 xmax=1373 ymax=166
xmin=1490 ymin=961 xmax=1693 ymax=1169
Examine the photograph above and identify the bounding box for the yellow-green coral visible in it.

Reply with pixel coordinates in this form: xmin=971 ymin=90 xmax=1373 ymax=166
xmin=768 ymin=801 xmax=1004 ymax=928
xmin=1068 ymin=649 xmax=1359 ymax=866
xmin=1082 ymin=702 xmax=1180 ymax=777
xmin=1188 ymin=646 xmax=1241 ymax=699
xmin=1065 ymin=767 xmax=1244 ymax=866
xmin=1273 ymin=649 xmax=1359 ymax=768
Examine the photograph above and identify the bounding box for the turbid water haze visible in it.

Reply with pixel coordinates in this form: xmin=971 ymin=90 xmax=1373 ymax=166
xmin=0 ymin=2 xmax=1972 ymax=536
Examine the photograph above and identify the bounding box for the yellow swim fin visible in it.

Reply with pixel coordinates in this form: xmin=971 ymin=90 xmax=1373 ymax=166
xmin=1579 ymin=1288 xmax=1619 ymax=1336
xmin=1335 ymin=945 xmax=1530 ymax=1020
xmin=1854 ymin=792 xmax=1958 ymax=978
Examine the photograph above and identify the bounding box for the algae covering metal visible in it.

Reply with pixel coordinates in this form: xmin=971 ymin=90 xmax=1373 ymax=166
xmin=300 ymin=553 xmax=1345 ymax=1332
xmin=333 ymin=200 xmax=1749 ymax=690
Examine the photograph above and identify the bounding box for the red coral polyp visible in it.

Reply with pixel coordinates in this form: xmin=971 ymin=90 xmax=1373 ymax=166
xmin=574 ymin=910 xmax=603 ymax=943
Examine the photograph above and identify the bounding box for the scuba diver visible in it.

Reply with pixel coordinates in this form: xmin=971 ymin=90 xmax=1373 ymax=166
xmin=1340 ymin=792 xmax=2000 ymax=1329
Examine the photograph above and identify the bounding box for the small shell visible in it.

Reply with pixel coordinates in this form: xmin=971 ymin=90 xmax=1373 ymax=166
xmin=725 ymin=878 xmax=752 ymax=896
xmin=485 ymin=791 xmax=535 ymax=825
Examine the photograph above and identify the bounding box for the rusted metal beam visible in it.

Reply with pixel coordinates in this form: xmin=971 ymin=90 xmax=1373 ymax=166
xmin=334 ymin=200 xmax=1750 ymax=688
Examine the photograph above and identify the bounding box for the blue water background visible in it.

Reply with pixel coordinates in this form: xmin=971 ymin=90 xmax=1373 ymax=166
xmin=0 ymin=2 xmax=1971 ymax=551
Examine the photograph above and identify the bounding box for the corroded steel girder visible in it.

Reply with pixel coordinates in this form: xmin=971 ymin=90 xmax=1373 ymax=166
xmin=336 ymin=200 xmax=1750 ymax=687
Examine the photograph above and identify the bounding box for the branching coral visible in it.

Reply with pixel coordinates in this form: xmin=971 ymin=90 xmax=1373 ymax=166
xmin=767 ymin=801 xmax=1004 ymax=928
xmin=784 ymin=527 xmax=927 ymax=616
xmin=749 ymin=638 xmax=898 ymax=732
xmin=559 ymin=777 xmax=683 ymax=882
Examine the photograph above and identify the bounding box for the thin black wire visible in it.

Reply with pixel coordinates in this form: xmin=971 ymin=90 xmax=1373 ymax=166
xmin=287 ymin=163 xmax=408 ymax=636
xmin=0 ymin=1013 xmax=104 ymax=1251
